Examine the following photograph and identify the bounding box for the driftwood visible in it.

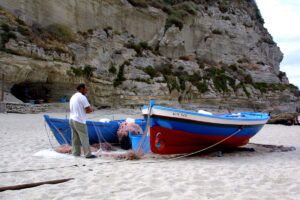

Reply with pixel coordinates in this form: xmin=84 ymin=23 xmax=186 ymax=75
xmin=0 ymin=178 xmax=74 ymax=192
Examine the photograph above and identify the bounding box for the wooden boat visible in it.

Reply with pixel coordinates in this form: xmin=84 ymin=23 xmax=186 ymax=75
xmin=142 ymin=104 xmax=269 ymax=154
xmin=44 ymin=115 xmax=145 ymax=145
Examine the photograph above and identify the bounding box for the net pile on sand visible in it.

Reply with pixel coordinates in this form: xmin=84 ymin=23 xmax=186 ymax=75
xmin=116 ymin=122 xmax=144 ymax=150
xmin=55 ymin=142 xmax=114 ymax=154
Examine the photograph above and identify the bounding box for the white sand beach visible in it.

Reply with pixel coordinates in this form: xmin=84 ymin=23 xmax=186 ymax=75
xmin=0 ymin=109 xmax=300 ymax=200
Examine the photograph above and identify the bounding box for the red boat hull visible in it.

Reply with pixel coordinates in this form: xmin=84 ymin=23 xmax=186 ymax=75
xmin=150 ymin=126 xmax=251 ymax=154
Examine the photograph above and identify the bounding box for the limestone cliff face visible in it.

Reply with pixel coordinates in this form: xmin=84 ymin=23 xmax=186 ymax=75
xmin=0 ymin=0 xmax=299 ymax=112
xmin=0 ymin=0 xmax=166 ymax=41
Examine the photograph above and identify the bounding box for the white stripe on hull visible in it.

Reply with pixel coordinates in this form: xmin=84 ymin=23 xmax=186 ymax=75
xmin=142 ymin=107 xmax=268 ymax=126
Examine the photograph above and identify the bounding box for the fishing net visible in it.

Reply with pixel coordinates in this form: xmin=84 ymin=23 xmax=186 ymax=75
xmin=116 ymin=122 xmax=143 ymax=150
xmin=45 ymin=106 xmax=152 ymax=160
xmin=54 ymin=142 xmax=114 ymax=154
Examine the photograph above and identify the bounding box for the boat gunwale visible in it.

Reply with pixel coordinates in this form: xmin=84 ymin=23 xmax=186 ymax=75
xmin=142 ymin=106 xmax=269 ymax=126
xmin=149 ymin=114 xmax=267 ymax=127
xmin=44 ymin=115 xmax=124 ymax=127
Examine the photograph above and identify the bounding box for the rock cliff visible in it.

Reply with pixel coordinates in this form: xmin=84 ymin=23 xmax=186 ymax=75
xmin=0 ymin=0 xmax=299 ymax=112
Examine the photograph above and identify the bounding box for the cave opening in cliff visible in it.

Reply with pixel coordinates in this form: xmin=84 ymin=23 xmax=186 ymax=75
xmin=11 ymin=82 xmax=51 ymax=104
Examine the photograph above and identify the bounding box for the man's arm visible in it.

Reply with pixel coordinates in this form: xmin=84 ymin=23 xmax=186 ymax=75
xmin=82 ymin=96 xmax=94 ymax=113
xmin=85 ymin=106 xmax=94 ymax=113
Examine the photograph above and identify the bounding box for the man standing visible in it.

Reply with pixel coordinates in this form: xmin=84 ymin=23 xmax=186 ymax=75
xmin=69 ymin=83 xmax=96 ymax=158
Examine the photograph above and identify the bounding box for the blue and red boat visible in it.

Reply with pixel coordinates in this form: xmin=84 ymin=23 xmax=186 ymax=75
xmin=142 ymin=103 xmax=269 ymax=154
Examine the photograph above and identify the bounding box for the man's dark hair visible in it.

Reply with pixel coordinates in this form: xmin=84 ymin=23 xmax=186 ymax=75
xmin=77 ymin=83 xmax=86 ymax=91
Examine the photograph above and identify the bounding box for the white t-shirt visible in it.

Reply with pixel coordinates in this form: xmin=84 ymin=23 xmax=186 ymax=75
xmin=69 ymin=92 xmax=90 ymax=124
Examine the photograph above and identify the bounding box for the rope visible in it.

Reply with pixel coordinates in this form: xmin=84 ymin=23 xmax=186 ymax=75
xmin=44 ymin=121 xmax=55 ymax=150
xmin=0 ymin=127 xmax=244 ymax=174
xmin=46 ymin=116 xmax=70 ymax=145
xmin=44 ymin=114 xmax=121 ymax=156
xmin=91 ymin=119 xmax=124 ymax=146
xmin=90 ymin=120 xmax=112 ymax=154
xmin=36 ymin=104 xmax=245 ymax=174
xmin=49 ymin=106 xmax=243 ymax=158
xmin=0 ymin=158 xmax=137 ymax=174
xmin=164 ymin=126 xmax=244 ymax=161
xmin=127 ymin=126 xmax=245 ymax=163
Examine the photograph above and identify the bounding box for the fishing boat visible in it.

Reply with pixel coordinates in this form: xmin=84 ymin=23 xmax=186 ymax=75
xmin=142 ymin=103 xmax=270 ymax=154
xmin=44 ymin=115 xmax=146 ymax=146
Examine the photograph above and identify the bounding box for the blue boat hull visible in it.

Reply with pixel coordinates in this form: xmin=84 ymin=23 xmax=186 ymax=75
xmin=152 ymin=115 xmax=264 ymax=137
xmin=44 ymin=115 xmax=146 ymax=145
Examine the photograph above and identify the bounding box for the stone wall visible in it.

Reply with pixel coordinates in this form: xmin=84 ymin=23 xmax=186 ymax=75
xmin=0 ymin=102 xmax=6 ymax=113
xmin=2 ymin=102 xmax=49 ymax=113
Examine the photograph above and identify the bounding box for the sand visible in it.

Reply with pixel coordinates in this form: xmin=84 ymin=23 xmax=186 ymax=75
xmin=0 ymin=109 xmax=300 ymax=200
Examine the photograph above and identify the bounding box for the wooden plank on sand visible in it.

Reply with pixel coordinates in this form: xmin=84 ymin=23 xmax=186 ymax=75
xmin=0 ymin=178 xmax=74 ymax=192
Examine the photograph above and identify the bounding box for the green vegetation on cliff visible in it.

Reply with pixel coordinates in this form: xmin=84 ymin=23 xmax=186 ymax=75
xmin=46 ymin=23 xmax=75 ymax=43
xmin=0 ymin=23 xmax=16 ymax=51
xmin=68 ymin=65 xmax=96 ymax=80
xmin=113 ymin=61 xmax=129 ymax=87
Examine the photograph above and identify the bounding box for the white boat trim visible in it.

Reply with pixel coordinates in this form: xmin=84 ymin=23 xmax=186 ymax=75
xmin=142 ymin=107 xmax=269 ymax=126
